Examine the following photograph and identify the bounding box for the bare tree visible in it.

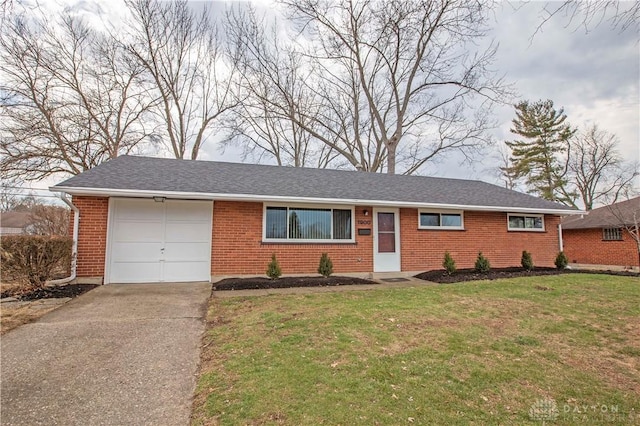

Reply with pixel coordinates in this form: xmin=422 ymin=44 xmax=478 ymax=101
xmin=496 ymin=143 xmax=518 ymax=190
xmin=231 ymin=0 xmax=508 ymax=174
xmin=0 ymin=11 xmax=155 ymax=181
xmin=607 ymin=197 xmax=640 ymax=270
xmin=569 ymin=125 xmax=639 ymax=210
xmin=224 ymin=7 xmax=338 ymax=168
xmin=126 ymin=0 xmax=239 ymax=160
xmin=28 ymin=204 xmax=70 ymax=236
xmin=0 ymin=180 xmax=23 ymax=212
xmin=535 ymin=1 xmax=639 ymax=35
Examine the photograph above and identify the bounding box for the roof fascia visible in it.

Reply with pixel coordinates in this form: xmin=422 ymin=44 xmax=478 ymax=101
xmin=50 ymin=186 xmax=583 ymax=215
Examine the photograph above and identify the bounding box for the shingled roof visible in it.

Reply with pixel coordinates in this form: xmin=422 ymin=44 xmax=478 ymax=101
xmin=51 ymin=156 xmax=577 ymax=214
xmin=562 ymin=197 xmax=640 ymax=229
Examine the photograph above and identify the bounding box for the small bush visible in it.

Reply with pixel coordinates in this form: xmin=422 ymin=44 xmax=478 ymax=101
xmin=474 ymin=252 xmax=491 ymax=273
xmin=521 ymin=250 xmax=534 ymax=271
xmin=317 ymin=253 xmax=334 ymax=278
xmin=0 ymin=235 xmax=72 ymax=288
xmin=442 ymin=251 xmax=457 ymax=275
xmin=266 ymin=253 xmax=282 ymax=279
xmin=555 ymin=251 xmax=569 ymax=270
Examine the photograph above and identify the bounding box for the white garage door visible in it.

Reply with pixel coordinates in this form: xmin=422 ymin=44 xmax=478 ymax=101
xmin=106 ymin=198 xmax=212 ymax=283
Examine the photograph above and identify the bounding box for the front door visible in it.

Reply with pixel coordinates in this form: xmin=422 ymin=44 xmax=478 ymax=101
xmin=373 ymin=208 xmax=401 ymax=272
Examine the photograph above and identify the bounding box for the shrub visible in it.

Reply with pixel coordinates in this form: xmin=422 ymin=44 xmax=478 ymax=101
xmin=474 ymin=251 xmax=491 ymax=273
xmin=442 ymin=251 xmax=457 ymax=275
xmin=521 ymin=250 xmax=534 ymax=271
xmin=555 ymin=251 xmax=569 ymax=270
xmin=0 ymin=235 xmax=72 ymax=288
xmin=317 ymin=253 xmax=334 ymax=278
xmin=266 ymin=253 xmax=282 ymax=279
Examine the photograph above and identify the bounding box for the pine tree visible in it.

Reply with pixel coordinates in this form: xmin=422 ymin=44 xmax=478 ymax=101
xmin=317 ymin=253 xmax=334 ymax=277
xmin=266 ymin=253 xmax=282 ymax=279
xmin=442 ymin=251 xmax=457 ymax=275
xmin=505 ymin=100 xmax=576 ymax=205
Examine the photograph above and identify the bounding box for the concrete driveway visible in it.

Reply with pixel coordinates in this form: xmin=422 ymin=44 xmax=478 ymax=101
xmin=1 ymin=282 xmax=211 ymax=426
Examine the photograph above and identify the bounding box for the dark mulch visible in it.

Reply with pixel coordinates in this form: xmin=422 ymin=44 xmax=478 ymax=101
xmin=415 ymin=267 xmax=639 ymax=284
xmin=2 ymin=284 xmax=99 ymax=301
xmin=214 ymin=276 xmax=377 ymax=291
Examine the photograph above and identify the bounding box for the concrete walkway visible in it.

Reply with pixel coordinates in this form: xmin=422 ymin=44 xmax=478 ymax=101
xmin=1 ymin=282 xmax=211 ymax=426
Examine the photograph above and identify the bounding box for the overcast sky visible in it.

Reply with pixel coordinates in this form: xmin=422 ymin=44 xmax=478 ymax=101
xmin=12 ymin=0 xmax=640 ymax=193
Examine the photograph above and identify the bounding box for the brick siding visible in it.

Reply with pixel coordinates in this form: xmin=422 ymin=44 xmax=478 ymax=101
xmin=71 ymin=196 xmax=109 ymax=279
xmin=211 ymin=201 xmax=561 ymax=274
xmin=71 ymin=197 xmax=564 ymax=278
xmin=563 ymin=228 xmax=639 ymax=267
xmin=401 ymin=209 xmax=561 ymax=271
xmin=211 ymin=201 xmax=373 ymax=274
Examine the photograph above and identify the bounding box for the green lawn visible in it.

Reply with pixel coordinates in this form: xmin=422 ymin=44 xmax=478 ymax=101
xmin=192 ymin=275 xmax=640 ymax=425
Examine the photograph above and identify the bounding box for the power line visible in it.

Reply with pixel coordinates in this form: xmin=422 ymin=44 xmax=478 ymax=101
xmin=2 ymin=193 xmax=61 ymax=198
xmin=2 ymin=186 xmax=53 ymax=191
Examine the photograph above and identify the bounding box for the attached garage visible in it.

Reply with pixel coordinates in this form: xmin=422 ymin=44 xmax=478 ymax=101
xmin=105 ymin=198 xmax=212 ymax=284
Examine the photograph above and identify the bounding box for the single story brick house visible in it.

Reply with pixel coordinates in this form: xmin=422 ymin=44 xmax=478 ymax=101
xmin=562 ymin=197 xmax=639 ymax=269
xmin=51 ymin=155 xmax=578 ymax=284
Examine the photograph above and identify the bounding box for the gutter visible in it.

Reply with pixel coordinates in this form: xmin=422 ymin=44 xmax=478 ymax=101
xmin=46 ymin=193 xmax=79 ymax=286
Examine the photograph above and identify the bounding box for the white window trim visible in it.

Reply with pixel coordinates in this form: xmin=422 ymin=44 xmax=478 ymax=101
xmin=507 ymin=213 xmax=545 ymax=232
xmin=418 ymin=209 xmax=465 ymax=230
xmin=262 ymin=203 xmax=356 ymax=243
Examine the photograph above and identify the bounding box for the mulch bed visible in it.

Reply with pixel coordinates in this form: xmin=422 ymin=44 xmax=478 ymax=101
xmin=415 ymin=267 xmax=639 ymax=284
xmin=1 ymin=284 xmax=99 ymax=301
xmin=214 ymin=276 xmax=377 ymax=291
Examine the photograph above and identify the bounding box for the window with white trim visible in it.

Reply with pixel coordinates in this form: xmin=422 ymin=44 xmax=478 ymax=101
xmin=507 ymin=214 xmax=544 ymax=231
xmin=418 ymin=210 xmax=464 ymax=230
xmin=264 ymin=205 xmax=354 ymax=242
xmin=603 ymin=228 xmax=622 ymax=241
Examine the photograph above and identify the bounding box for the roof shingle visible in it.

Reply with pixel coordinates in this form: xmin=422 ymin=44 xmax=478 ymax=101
xmin=562 ymin=197 xmax=640 ymax=229
xmin=52 ymin=155 xmax=575 ymax=213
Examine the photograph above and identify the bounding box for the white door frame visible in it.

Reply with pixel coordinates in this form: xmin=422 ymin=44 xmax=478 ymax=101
xmin=373 ymin=207 xmax=401 ymax=272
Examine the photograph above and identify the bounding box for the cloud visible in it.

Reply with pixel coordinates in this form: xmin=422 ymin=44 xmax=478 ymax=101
xmin=15 ymin=0 xmax=640 ymax=190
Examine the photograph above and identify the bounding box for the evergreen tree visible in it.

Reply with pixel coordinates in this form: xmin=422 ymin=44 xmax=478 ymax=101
xmin=505 ymin=100 xmax=576 ymax=205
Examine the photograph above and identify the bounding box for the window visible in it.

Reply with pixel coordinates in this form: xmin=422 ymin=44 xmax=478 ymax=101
xmin=264 ymin=205 xmax=353 ymax=242
xmin=507 ymin=214 xmax=544 ymax=231
xmin=603 ymin=228 xmax=622 ymax=241
xmin=418 ymin=210 xmax=464 ymax=230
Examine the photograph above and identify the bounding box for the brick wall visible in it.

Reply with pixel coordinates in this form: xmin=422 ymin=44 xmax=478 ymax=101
xmin=400 ymin=209 xmax=561 ymax=271
xmin=211 ymin=202 xmax=562 ymax=274
xmin=72 ymin=196 xmax=109 ymax=279
xmin=211 ymin=201 xmax=373 ymax=275
xmin=70 ymin=196 xmax=565 ymax=278
xmin=563 ymin=228 xmax=639 ymax=267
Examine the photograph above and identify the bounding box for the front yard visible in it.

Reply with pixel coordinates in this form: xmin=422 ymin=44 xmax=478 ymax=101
xmin=193 ymin=274 xmax=639 ymax=425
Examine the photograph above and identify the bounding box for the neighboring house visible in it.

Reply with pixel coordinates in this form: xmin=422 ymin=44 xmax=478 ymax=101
xmin=0 ymin=211 xmax=33 ymax=236
xmin=51 ymin=155 xmax=578 ymax=284
xmin=562 ymin=197 xmax=640 ymax=269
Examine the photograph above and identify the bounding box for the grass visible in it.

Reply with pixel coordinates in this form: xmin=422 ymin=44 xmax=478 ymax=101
xmin=0 ymin=279 xmax=64 ymax=334
xmin=192 ymin=274 xmax=640 ymax=425
xmin=0 ymin=301 xmax=60 ymax=334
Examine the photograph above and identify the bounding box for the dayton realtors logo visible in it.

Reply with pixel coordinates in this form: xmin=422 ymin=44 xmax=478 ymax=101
xmin=529 ymin=398 xmax=560 ymax=423
xmin=528 ymin=398 xmax=632 ymax=423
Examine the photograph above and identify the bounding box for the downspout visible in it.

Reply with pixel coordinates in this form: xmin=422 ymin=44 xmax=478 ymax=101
xmin=46 ymin=193 xmax=79 ymax=286
xmin=558 ymin=223 xmax=563 ymax=252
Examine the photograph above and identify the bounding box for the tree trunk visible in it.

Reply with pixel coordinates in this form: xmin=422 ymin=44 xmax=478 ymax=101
xmin=387 ymin=144 xmax=396 ymax=175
